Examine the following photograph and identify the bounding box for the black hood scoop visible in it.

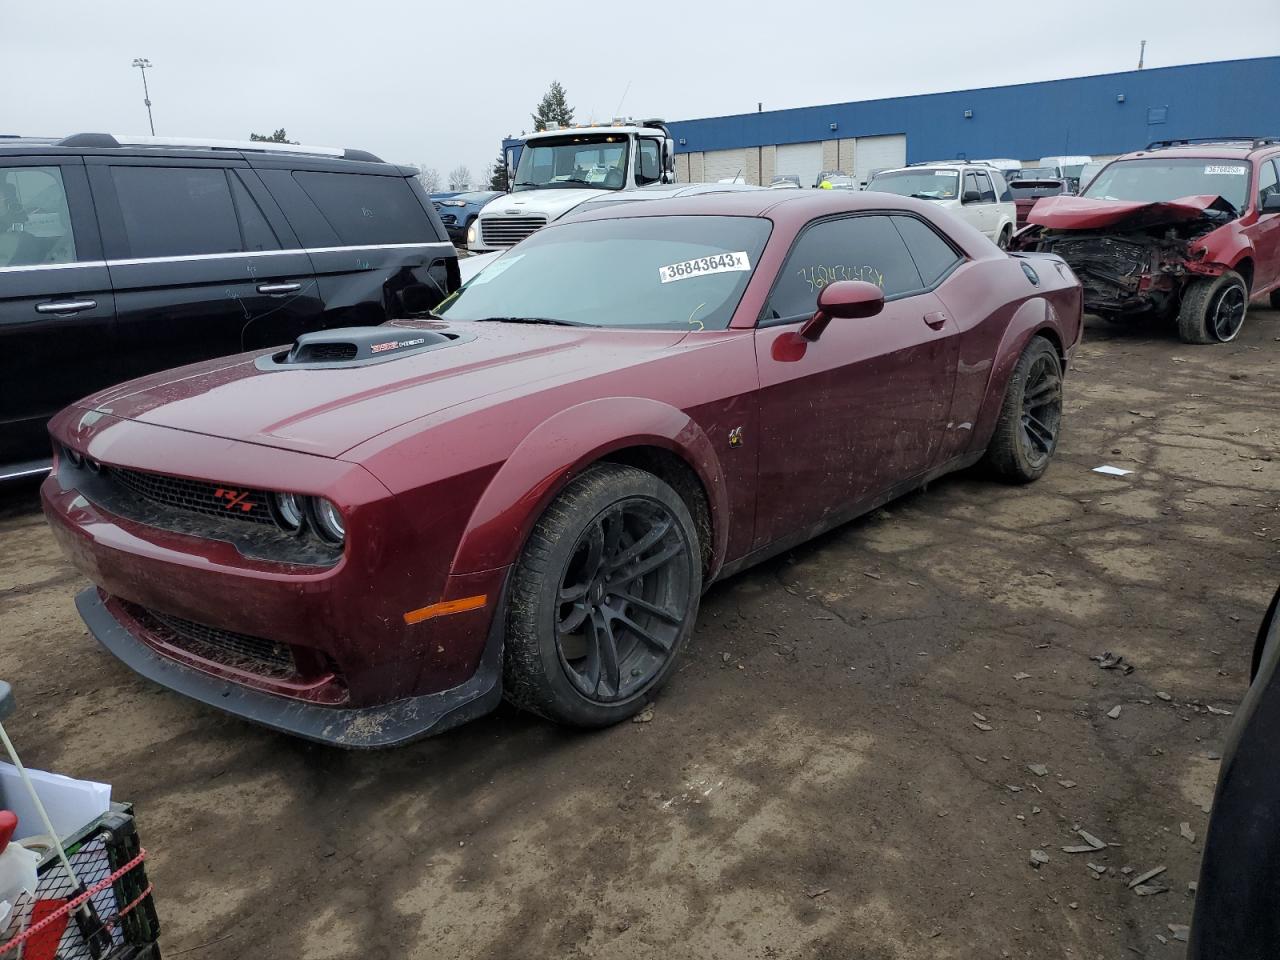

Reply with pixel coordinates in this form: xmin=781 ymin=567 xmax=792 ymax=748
xmin=256 ymin=326 xmax=473 ymax=371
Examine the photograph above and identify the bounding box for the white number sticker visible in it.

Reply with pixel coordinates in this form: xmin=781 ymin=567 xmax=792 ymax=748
xmin=658 ymin=251 xmax=752 ymax=284
xmin=1204 ymin=165 xmax=1247 ymax=176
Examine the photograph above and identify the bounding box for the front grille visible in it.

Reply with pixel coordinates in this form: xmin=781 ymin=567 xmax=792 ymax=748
xmin=128 ymin=603 xmax=297 ymax=678
xmin=110 ymin=466 xmax=274 ymax=525
xmin=479 ymin=215 xmax=546 ymax=247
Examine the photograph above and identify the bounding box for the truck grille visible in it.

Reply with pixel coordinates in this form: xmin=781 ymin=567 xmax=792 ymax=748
xmin=127 ymin=602 xmax=297 ymax=679
xmin=479 ymin=215 xmax=547 ymax=247
xmin=109 ymin=467 xmax=274 ymax=525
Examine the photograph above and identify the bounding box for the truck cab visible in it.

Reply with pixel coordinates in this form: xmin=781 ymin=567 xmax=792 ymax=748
xmin=468 ymin=120 xmax=676 ymax=252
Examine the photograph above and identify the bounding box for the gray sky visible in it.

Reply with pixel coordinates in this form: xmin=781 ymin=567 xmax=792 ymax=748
xmin=7 ymin=1 xmax=1277 ymax=187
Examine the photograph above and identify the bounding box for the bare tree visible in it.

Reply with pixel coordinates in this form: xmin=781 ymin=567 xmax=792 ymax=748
xmin=448 ymin=165 xmax=472 ymax=191
xmin=416 ymin=166 xmax=441 ymax=193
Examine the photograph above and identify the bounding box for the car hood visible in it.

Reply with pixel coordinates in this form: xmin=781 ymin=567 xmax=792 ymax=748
xmin=1028 ymin=194 xmax=1237 ymax=230
xmin=77 ymin=321 xmax=688 ymax=459
xmin=479 ymin=188 xmax=609 ymax=222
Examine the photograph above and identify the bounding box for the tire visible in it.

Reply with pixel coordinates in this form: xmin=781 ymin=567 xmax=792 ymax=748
xmin=1177 ymin=271 xmax=1248 ymax=344
xmin=1269 ymin=289 xmax=1280 ymax=310
xmin=983 ymin=336 xmax=1063 ymax=484
xmin=503 ymin=464 xmax=702 ymax=727
xmin=996 ymin=225 xmax=1012 ymax=250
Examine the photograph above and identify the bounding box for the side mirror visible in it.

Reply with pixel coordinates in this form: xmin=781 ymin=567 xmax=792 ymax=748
xmin=505 ymin=149 xmax=516 ymax=192
xmin=1263 ymin=193 xmax=1280 ymax=214
xmin=962 ymin=189 xmax=982 ymax=203
xmin=799 ymin=280 xmax=884 ymax=341
xmin=662 ymin=140 xmax=676 ymax=183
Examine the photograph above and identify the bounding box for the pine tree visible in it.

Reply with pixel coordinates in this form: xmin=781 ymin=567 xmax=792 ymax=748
xmin=489 ymin=151 xmax=509 ymax=191
xmin=531 ymin=81 xmax=575 ymax=131
xmin=249 ymin=128 xmax=296 ymax=144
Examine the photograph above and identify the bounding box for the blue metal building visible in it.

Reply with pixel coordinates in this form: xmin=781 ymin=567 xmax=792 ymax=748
xmin=503 ymin=57 xmax=1280 ymax=187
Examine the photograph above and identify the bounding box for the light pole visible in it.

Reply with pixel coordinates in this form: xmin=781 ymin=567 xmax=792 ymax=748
xmin=131 ymin=58 xmax=155 ymax=135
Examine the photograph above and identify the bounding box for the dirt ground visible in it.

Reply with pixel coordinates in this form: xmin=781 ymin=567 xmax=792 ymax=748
xmin=2 ymin=307 xmax=1278 ymax=960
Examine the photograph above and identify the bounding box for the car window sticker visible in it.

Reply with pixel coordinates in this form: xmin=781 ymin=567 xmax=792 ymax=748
xmin=658 ymin=251 xmax=751 ymax=284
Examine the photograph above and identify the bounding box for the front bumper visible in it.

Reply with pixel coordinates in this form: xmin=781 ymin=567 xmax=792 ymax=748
xmin=77 ymin=585 xmax=505 ymax=748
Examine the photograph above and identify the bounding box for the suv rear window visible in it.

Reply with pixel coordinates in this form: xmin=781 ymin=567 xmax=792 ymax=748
xmin=293 ymin=172 xmax=434 ymax=246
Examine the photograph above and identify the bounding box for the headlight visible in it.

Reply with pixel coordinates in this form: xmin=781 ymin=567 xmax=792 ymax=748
xmin=467 ymin=223 xmax=477 ymax=244
xmin=309 ymin=497 xmax=345 ymax=544
xmin=442 ymin=199 xmax=467 ymax=207
xmin=270 ymin=492 xmax=305 ymax=533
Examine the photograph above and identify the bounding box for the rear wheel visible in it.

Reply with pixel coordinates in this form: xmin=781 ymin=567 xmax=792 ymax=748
xmin=1269 ymin=289 xmax=1280 ymax=310
xmin=983 ymin=336 xmax=1063 ymax=484
xmin=1177 ymin=271 xmax=1248 ymax=344
xmin=503 ymin=464 xmax=701 ymax=727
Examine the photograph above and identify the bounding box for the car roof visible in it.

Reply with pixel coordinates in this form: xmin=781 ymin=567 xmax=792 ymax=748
xmin=1121 ymin=141 xmax=1279 ymax=161
xmin=563 ymin=188 xmax=947 ymax=229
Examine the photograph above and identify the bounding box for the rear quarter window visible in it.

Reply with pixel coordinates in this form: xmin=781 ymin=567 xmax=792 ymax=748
xmin=293 ymin=171 xmax=436 ymax=246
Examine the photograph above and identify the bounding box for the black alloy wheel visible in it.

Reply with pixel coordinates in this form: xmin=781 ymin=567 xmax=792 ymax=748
xmin=1019 ymin=351 xmax=1063 ymax=470
xmin=1209 ymin=282 xmax=1247 ymax=342
xmin=503 ymin=464 xmax=702 ymax=726
xmin=554 ymin=499 xmax=692 ymax=703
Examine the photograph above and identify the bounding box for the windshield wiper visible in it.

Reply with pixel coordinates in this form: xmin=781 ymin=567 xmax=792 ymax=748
xmin=474 ymin=316 xmax=591 ymax=327
xmin=512 ymin=181 xmax=542 ymax=188
xmin=909 ymin=192 xmax=941 ymax=200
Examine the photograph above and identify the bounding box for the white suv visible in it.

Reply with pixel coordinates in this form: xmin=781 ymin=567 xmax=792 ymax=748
xmin=866 ymin=163 xmax=1018 ymax=248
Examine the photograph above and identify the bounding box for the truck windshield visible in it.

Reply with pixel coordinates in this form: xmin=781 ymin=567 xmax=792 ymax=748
xmin=1082 ymin=157 xmax=1251 ymax=213
xmin=867 ymin=170 xmax=959 ymax=200
xmin=437 ymin=215 xmax=772 ymax=331
xmin=512 ymin=135 xmax=630 ymax=192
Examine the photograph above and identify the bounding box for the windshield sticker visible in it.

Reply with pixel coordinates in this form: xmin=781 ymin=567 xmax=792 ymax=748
xmin=468 ymin=254 xmax=523 ymax=286
xmin=1204 ymin=165 xmax=1248 ymax=175
xmin=659 ymin=252 xmax=751 ymax=284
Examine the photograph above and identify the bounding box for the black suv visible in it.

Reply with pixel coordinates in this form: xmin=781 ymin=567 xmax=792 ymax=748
xmin=0 ymin=133 xmax=459 ymax=480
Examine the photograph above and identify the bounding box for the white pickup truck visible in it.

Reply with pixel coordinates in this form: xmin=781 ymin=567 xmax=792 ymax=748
xmin=467 ymin=119 xmax=677 ymax=253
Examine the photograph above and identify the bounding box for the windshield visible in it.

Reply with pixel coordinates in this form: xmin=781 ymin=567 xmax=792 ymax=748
xmin=512 ymin=135 xmax=630 ymax=192
xmin=437 ymin=215 xmax=772 ymax=331
xmin=1082 ymin=157 xmax=1251 ymax=213
xmin=867 ymin=169 xmax=959 ymax=200
xmin=1009 ymin=181 xmax=1066 ymax=198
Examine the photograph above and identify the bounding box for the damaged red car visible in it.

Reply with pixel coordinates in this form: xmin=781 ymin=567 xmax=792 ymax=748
xmin=42 ymin=192 xmax=1082 ymax=747
xmin=1015 ymin=138 xmax=1280 ymax=343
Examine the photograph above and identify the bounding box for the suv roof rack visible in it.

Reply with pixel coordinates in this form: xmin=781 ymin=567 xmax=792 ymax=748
xmin=907 ymin=159 xmax=999 ymax=168
xmin=1145 ymin=136 xmax=1279 ymax=150
xmin=53 ymin=133 xmax=383 ymax=162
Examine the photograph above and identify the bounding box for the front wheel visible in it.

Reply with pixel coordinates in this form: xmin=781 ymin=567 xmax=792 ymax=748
xmin=982 ymin=336 xmax=1063 ymax=484
xmin=1177 ymin=271 xmax=1248 ymax=344
xmin=503 ymin=464 xmax=702 ymax=727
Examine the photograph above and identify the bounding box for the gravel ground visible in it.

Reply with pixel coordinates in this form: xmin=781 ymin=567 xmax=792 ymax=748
xmin=1 ymin=307 xmax=1277 ymax=959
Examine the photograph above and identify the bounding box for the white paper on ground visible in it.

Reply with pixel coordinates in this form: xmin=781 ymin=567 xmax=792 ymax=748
xmin=0 ymin=762 xmax=111 ymax=842
xmin=1092 ymin=465 xmax=1133 ymax=477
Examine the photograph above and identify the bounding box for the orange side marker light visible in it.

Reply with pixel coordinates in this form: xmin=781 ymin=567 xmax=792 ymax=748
xmin=403 ymin=595 xmax=488 ymax=625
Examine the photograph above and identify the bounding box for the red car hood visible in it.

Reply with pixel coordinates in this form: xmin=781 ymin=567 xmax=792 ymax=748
xmin=77 ymin=321 xmax=688 ymax=458
xmin=1028 ymin=194 xmax=1236 ymax=230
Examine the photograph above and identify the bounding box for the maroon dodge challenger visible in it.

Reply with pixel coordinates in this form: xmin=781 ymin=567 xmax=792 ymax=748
xmin=42 ymin=192 xmax=1082 ymax=747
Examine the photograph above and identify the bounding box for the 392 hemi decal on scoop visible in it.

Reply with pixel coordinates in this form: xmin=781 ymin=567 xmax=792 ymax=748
xmin=371 ymin=337 xmax=429 ymax=354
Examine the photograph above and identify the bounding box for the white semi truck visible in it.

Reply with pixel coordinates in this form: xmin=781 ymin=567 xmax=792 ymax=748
xmin=467 ymin=119 xmax=677 ymax=253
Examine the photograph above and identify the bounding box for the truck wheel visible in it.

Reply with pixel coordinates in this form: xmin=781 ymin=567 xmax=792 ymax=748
xmin=503 ymin=464 xmax=701 ymax=727
xmin=1177 ymin=271 xmax=1248 ymax=344
xmin=983 ymin=336 xmax=1063 ymax=484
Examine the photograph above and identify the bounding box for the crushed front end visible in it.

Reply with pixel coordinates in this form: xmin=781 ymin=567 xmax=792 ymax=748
xmin=1013 ymin=195 xmax=1236 ymax=319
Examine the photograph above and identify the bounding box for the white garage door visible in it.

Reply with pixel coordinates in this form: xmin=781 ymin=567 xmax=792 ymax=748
xmin=775 ymin=141 xmax=824 ymax=187
xmin=701 ymin=149 xmax=747 ymax=183
xmin=855 ymin=134 xmax=907 ymax=185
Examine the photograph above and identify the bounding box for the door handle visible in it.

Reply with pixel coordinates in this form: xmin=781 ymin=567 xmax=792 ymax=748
xmin=35 ymin=299 xmax=97 ymax=315
xmin=923 ymin=311 xmax=949 ymax=330
xmin=256 ymin=282 xmax=302 ymax=295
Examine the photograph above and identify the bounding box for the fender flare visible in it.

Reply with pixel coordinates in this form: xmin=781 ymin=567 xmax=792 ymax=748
xmin=450 ymin=397 xmax=730 ymax=579
xmin=970 ymin=298 xmax=1062 ymax=451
